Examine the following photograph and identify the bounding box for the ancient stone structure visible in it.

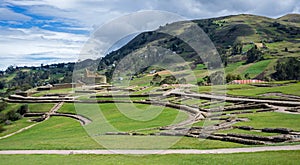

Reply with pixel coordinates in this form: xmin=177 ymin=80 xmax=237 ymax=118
xmin=83 ymin=69 xmax=107 ymax=84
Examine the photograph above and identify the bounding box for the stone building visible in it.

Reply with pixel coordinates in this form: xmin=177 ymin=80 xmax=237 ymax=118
xmin=83 ymin=69 xmax=107 ymax=84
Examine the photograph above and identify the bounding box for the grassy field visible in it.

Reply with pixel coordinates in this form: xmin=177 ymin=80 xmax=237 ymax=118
xmin=225 ymin=61 xmax=244 ymax=74
xmin=59 ymin=103 xmax=189 ymax=132
xmin=0 ymin=117 xmax=101 ymax=150
xmin=31 ymin=88 xmax=73 ymax=97
xmin=235 ymin=112 xmax=300 ymax=131
xmin=0 ymin=118 xmax=33 ymax=137
xmin=241 ymin=59 xmax=272 ymax=78
xmin=0 ymin=103 xmax=21 ymax=114
xmin=1 ymin=150 xmax=299 ymax=164
xmin=171 ymin=137 xmax=246 ymax=149
xmin=194 ymin=81 xmax=300 ymax=97
xmin=74 ymin=103 xmax=189 ymax=132
xmin=57 ymin=103 xmax=76 ymax=114
xmin=28 ymin=103 xmax=55 ymax=113
xmin=0 ymin=115 xmax=248 ymax=150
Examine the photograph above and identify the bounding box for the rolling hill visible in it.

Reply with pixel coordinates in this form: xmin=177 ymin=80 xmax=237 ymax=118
xmin=98 ymin=14 xmax=300 ymax=83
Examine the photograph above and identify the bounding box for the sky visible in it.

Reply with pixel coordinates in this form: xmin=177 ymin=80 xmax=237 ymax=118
xmin=0 ymin=0 xmax=299 ymax=70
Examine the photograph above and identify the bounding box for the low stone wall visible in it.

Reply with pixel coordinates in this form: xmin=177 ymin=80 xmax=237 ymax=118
xmin=8 ymin=95 xmax=74 ymax=101
xmin=90 ymin=94 xmax=162 ymax=98
xmin=224 ymin=103 xmax=268 ymax=111
xmin=262 ymin=128 xmax=293 ymax=134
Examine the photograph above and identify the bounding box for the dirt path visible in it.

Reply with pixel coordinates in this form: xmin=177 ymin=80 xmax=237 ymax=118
xmin=0 ymin=145 xmax=299 ymax=155
xmin=0 ymin=102 xmax=63 ymax=140
xmin=0 ymin=123 xmax=39 ymax=140
xmin=268 ymin=105 xmax=300 ymax=115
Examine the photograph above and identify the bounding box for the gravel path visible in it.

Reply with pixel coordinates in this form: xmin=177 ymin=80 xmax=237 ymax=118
xmin=0 ymin=145 xmax=299 ymax=155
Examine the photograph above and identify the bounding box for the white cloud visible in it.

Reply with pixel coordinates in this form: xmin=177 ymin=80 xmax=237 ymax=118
xmin=0 ymin=26 xmax=87 ymax=70
xmin=0 ymin=0 xmax=299 ymax=70
xmin=0 ymin=7 xmax=31 ymax=21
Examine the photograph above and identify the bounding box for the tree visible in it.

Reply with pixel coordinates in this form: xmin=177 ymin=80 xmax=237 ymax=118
xmin=226 ymin=74 xmax=242 ymax=83
xmin=5 ymin=65 xmax=15 ymax=74
xmin=272 ymin=57 xmax=300 ymax=80
xmin=160 ymin=75 xmax=177 ymax=85
xmin=0 ymin=102 xmax=7 ymax=111
xmin=0 ymin=81 xmax=5 ymax=89
xmin=246 ymin=46 xmax=263 ymax=63
xmin=208 ymin=71 xmax=225 ymax=85
xmin=179 ymin=78 xmax=187 ymax=84
xmin=150 ymin=74 xmax=161 ymax=86
xmin=17 ymin=104 xmax=29 ymax=115
xmin=232 ymin=42 xmax=243 ymax=55
xmin=244 ymin=73 xmax=251 ymax=79
xmin=197 ymin=79 xmax=205 ymax=86
xmin=6 ymin=110 xmax=21 ymax=121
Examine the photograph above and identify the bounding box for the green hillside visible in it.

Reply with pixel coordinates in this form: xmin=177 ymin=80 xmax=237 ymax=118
xmin=98 ymin=14 xmax=300 ymax=83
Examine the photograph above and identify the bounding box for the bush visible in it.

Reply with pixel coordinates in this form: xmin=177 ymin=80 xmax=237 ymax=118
xmin=272 ymin=57 xmax=300 ymax=80
xmin=0 ymin=113 xmax=7 ymax=123
xmin=150 ymin=74 xmax=161 ymax=86
xmin=17 ymin=104 xmax=29 ymax=115
xmin=0 ymin=102 xmax=7 ymax=112
xmin=160 ymin=75 xmax=178 ymax=85
xmin=226 ymin=74 xmax=241 ymax=83
xmin=6 ymin=110 xmax=22 ymax=121
xmin=0 ymin=125 xmax=5 ymax=133
xmin=246 ymin=46 xmax=263 ymax=63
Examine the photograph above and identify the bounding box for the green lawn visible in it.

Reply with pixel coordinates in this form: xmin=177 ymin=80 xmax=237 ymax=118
xmin=0 ymin=118 xmax=33 ymax=137
xmin=32 ymin=88 xmax=73 ymax=97
xmin=59 ymin=103 xmax=189 ymax=132
xmin=0 ymin=103 xmax=21 ymax=114
xmin=75 ymin=103 xmax=189 ymax=132
xmin=57 ymin=103 xmax=76 ymax=114
xmin=0 ymin=115 xmax=247 ymax=150
xmin=171 ymin=137 xmax=247 ymax=149
xmin=0 ymin=117 xmax=101 ymax=150
xmin=28 ymin=103 xmax=55 ymax=113
xmin=227 ymin=81 xmax=300 ymax=97
xmin=1 ymin=150 xmax=299 ymax=165
xmin=235 ymin=112 xmax=300 ymax=131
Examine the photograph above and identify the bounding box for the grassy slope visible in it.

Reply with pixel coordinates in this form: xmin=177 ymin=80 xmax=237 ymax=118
xmin=1 ymin=150 xmax=300 ymax=165
xmin=235 ymin=112 xmax=300 ymax=131
xmin=226 ymin=82 xmax=300 ymax=96
xmin=32 ymin=88 xmax=73 ymax=97
xmin=0 ymin=117 xmax=101 ymax=150
xmin=60 ymin=103 xmax=188 ymax=132
xmin=241 ymin=60 xmax=272 ymax=78
xmin=194 ymin=81 xmax=300 ymax=97
xmin=28 ymin=103 xmax=55 ymax=113
xmin=0 ymin=118 xmax=33 ymax=137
